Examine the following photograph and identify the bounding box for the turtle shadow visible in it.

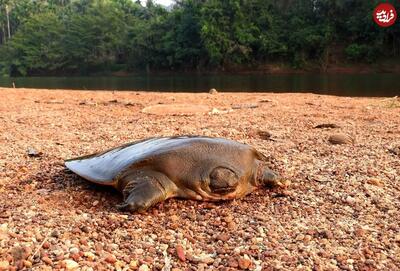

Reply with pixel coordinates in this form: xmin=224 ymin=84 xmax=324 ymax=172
xmin=30 ymin=164 xmax=122 ymax=212
xmin=52 ymin=167 xmax=112 ymax=193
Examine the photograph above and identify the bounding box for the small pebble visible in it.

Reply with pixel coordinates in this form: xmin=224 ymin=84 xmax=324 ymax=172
xmin=105 ymin=254 xmax=117 ymax=264
xmin=170 ymin=215 xmax=179 ymax=223
xmin=367 ymin=178 xmax=384 ymax=187
xmin=355 ymin=227 xmax=366 ymax=237
xmin=84 ymin=252 xmax=96 ymax=261
xmin=238 ymin=256 xmax=252 ymax=269
xmin=328 ymin=133 xmax=354 ymax=145
xmin=50 ymin=230 xmax=60 ymax=238
xmin=63 ymin=259 xmax=79 ymax=270
xmin=138 ymin=264 xmax=149 ymax=271
xmin=223 ymin=214 xmax=233 ymax=223
xmin=209 ymin=88 xmax=218 ymax=94
xmin=42 ymin=256 xmax=53 ymax=265
xmin=176 ymin=244 xmax=186 ymax=262
xmin=80 ymin=226 xmax=90 ymax=233
xmin=129 ymin=260 xmax=139 ymax=269
xmin=345 ymin=196 xmax=356 ymax=205
xmin=69 ymin=247 xmax=79 ymax=255
xmin=42 ymin=241 xmax=50 ymax=249
xmin=228 ymin=258 xmax=238 ymax=268
xmin=23 ymin=260 xmax=32 ymax=268
xmin=27 ymin=148 xmax=42 ymax=157
xmin=216 ymin=233 xmax=230 ymax=242
xmin=0 ymin=261 xmax=9 ymax=270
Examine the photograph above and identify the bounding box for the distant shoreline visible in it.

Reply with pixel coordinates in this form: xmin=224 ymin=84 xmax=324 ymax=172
xmin=3 ymin=61 xmax=400 ymax=78
xmin=0 ymin=72 xmax=398 ymax=98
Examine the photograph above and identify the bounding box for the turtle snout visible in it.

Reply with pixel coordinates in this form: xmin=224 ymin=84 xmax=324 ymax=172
xmin=260 ymin=169 xmax=281 ymax=187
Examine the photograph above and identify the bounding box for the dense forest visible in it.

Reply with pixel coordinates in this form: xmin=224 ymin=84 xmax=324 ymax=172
xmin=0 ymin=0 xmax=399 ymax=76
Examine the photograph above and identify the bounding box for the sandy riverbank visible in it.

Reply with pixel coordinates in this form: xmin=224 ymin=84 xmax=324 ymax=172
xmin=0 ymin=88 xmax=399 ymax=270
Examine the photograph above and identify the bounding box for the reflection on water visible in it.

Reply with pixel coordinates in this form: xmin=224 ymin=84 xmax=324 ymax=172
xmin=0 ymin=74 xmax=399 ymax=97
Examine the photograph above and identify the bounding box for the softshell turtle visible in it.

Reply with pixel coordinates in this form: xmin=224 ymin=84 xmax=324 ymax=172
xmin=65 ymin=136 xmax=280 ymax=212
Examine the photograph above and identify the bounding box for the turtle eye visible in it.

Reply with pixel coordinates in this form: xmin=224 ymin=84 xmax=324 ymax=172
xmin=209 ymin=167 xmax=238 ymax=194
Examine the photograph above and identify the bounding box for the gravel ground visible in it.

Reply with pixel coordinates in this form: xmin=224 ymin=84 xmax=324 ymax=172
xmin=0 ymin=88 xmax=399 ymax=271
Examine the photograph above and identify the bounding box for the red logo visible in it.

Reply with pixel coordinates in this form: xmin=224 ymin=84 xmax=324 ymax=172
xmin=373 ymin=3 xmax=397 ymax=27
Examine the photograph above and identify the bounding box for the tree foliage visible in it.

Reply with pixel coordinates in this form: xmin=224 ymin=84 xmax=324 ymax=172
xmin=0 ymin=0 xmax=399 ymax=75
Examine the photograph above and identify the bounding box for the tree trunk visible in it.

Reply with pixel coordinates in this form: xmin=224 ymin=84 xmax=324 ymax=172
xmin=6 ymin=4 xmax=11 ymax=39
xmin=1 ymin=24 xmax=5 ymax=44
xmin=322 ymin=46 xmax=330 ymax=72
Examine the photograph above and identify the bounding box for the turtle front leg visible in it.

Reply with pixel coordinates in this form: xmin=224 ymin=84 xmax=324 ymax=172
xmin=116 ymin=171 xmax=177 ymax=213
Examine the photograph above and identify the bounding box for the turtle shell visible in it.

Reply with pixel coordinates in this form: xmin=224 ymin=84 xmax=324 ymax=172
xmin=65 ymin=136 xmax=260 ymax=186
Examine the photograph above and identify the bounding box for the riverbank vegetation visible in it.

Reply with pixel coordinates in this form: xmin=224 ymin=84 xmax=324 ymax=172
xmin=0 ymin=0 xmax=399 ymax=76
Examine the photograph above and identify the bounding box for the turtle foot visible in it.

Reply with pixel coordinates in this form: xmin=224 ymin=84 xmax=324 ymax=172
xmin=117 ymin=171 xmax=173 ymax=213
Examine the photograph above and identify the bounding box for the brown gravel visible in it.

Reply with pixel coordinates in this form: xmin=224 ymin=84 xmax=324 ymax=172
xmin=0 ymin=87 xmax=399 ymax=270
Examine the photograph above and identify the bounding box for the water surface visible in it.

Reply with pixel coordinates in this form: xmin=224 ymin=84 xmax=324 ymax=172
xmin=0 ymin=73 xmax=398 ymax=97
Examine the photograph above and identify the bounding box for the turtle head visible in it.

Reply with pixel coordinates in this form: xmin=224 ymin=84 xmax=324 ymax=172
xmin=255 ymin=165 xmax=281 ymax=187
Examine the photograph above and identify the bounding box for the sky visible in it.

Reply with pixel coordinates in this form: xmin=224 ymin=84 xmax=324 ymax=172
xmin=154 ymin=0 xmax=173 ymax=5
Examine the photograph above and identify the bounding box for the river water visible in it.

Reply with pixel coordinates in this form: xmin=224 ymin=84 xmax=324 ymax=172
xmin=0 ymin=73 xmax=398 ymax=97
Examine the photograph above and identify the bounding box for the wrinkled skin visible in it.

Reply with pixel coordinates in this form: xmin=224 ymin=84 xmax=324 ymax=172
xmin=65 ymin=136 xmax=281 ymax=213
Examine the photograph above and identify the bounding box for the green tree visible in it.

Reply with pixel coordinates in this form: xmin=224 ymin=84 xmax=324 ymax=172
xmin=126 ymin=1 xmax=171 ymax=71
xmin=62 ymin=0 xmax=128 ymax=73
xmin=164 ymin=0 xmax=206 ymax=69
xmin=199 ymin=0 xmax=284 ymax=68
xmin=3 ymin=11 xmax=65 ymax=75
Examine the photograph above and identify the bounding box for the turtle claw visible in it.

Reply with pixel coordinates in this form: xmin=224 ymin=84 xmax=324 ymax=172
xmin=116 ymin=202 xmax=129 ymax=210
xmin=116 ymin=201 xmax=148 ymax=213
